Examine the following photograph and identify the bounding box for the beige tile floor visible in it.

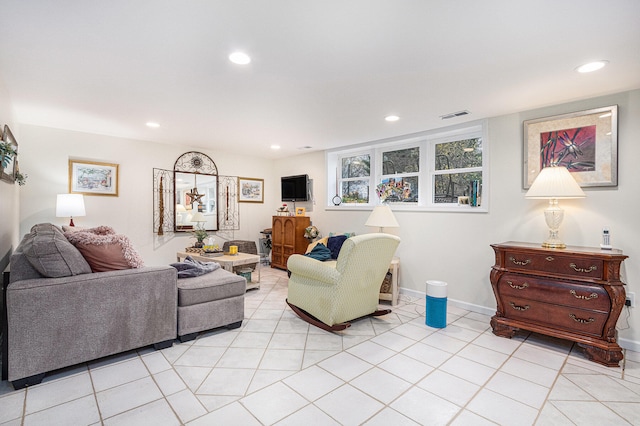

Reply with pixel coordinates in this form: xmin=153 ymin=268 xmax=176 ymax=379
xmin=1 ymin=267 xmax=639 ymax=425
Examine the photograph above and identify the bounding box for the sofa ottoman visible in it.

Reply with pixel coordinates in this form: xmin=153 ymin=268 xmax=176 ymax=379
xmin=177 ymin=268 xmax=246 ymax=342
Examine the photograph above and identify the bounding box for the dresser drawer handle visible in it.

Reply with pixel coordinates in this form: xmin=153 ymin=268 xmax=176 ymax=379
xmin=509 ymin=257 xmax=531 ymax=266
xmin=545 ymin=256 xmax=555 ymax=261
xmin=569 ymin=313 xmax=595 ymax=324
xmin=569 ymin=263 xmax=597 ymax=273
xmin=508 ymin=281 xmax=529 ymax=290
xmin=569 ymin=290 xmax=598 ymax=300
xmin=509 ymin=302 xmax=530 ymax=311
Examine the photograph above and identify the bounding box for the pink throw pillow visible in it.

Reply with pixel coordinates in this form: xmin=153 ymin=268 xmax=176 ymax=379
xmin=64 ymin=226 xmax=145 ymax=272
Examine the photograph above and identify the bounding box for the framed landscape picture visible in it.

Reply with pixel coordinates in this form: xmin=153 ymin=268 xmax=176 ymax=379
xmin=238 ymin=177 xmax=264 ymax=203
xmin=69 ymin=159 xmax=119 ymax=196
xmin=523 ymin=105 xmax=618 ymax=188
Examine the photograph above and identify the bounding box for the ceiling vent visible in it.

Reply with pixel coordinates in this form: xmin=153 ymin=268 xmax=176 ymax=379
xmin=440 ymin=110 xmax=471 ymax=120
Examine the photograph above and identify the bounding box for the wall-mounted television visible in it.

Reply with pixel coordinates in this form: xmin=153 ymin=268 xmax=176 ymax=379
xmin=281 ymin=174 xmax=309 ymax=202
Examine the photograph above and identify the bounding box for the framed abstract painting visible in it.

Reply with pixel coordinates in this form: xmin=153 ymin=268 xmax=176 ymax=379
xmin=523 ymin=105 xmax=618 ymax=188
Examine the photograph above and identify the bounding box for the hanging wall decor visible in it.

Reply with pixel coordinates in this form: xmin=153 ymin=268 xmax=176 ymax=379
xmin=153 ymin=168 xmax=174 ymax=235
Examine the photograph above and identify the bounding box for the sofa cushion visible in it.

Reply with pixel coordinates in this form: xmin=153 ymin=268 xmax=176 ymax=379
xmin=177 ymin=268 xmax=246 ymax=307
xmin=64 ymin=226 xmax=145 ymax=272
xmin=21 ymin=223 xmax=92 ymax=278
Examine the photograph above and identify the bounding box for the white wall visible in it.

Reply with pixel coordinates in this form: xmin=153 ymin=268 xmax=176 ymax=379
xmin=15 ymin=90 xmax=640 ymax=349
xmin=17 ymin=125 xmax=278 ymax=265
xmin=274 ymin=90 xmax=640 ymax=349
xmin=0 ymin=74 xmax=19 ymax=271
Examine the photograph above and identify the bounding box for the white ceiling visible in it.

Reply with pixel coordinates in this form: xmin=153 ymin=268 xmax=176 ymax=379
xmin=0 ymin=1 xmax=639 ymax=159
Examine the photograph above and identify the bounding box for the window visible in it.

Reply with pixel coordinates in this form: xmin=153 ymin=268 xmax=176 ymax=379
xmin=327 ymin=121 xmax=487 ymax=211
xmin=378 ymin=146 xmax=419 ymax=203
xmin=432 ymin=136 xmax=483 ymax=204
xmin=339 ymin=154 xmax=370 ymax=204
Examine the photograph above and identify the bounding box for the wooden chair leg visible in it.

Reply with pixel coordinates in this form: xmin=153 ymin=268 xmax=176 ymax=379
xmin=286 ymin=299 xmax=351 ymax=332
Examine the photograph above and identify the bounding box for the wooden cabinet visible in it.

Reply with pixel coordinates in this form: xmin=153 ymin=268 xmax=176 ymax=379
xmin=271 ymin=216 xmax=311 ymax=270
xmin=490 ymin=241 xmax=628 ymax=367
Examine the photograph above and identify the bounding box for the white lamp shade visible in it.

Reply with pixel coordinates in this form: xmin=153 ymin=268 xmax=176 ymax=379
xmin=190 ymin=212 xmax=206 ymax=223
xmin=365 ymin=205 xmax=399 ymax=229
xmin=176 ymin=204 xmax=187 ymax=213
xmin=56 ymin=194 xmax=86 ymax=217
xmin=525 ymin=166 xmax=586 ymax=199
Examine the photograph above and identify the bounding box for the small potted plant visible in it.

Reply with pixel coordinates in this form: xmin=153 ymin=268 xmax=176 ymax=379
xmin=192 ymin=229 xmax=208 ymax=248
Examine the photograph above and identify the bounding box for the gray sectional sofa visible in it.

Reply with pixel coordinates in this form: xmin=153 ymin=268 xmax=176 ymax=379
xmin=4 ymin=224 xmax=178 ymax=388
xmin=3 ymin=223 xmax=247 ymax=389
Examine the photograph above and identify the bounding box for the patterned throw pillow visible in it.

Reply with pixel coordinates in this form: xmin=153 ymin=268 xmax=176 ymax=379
xmin=64 ymin=226 xmax=145 ymax=272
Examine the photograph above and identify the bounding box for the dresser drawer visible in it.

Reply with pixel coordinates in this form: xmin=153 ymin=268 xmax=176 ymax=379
xmin=498 ymin=274 xmax=610 ymax=312
xmin=503 ymin=296 xmax=607 ymax=337
xmin=504 ymin=251 xmax=604 ymax=280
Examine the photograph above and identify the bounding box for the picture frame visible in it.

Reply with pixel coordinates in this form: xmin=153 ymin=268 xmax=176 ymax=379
xmin=523 ymin=105 xmax=618 ymax=188
xmin=69 ymin=159 xmax=119 ymax=196
xmin=238 ymin=177 xmax=264 ymax=203
xmin=295 ymin=207 xmax=306 ymax=216
xmin=1 ymin=125 xmax=17 ymax=183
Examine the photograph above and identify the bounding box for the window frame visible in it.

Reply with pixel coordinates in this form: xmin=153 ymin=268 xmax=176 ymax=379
xmin=326 ymin=120 xmax=488 ymax=212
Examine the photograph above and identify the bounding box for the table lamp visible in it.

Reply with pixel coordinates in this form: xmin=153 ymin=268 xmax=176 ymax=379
xmin=56 ymin=194 xmax=86 ymax=226
xmin=525 ymin=166 xmax=585 ymax=249
xmin=365 ymin=205 xmax=399 ymax=233
xmin=190 ymin=212 xmax=207 ymax=230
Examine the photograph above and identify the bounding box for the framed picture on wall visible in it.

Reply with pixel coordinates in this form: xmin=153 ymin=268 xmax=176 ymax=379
xmin=238 ymin=177 xmax=264 ymax=203
xmin=69 ymin=159 xmax=119 ymax=196
xmin=523 ymin=105 xmax=618 ymax=188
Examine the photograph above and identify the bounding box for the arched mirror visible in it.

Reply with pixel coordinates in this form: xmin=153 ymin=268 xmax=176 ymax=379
xmin=174 ymin=152 xmax=218 ymax=232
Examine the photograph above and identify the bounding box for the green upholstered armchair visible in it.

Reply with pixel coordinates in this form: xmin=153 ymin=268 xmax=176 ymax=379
xmin=286 ymin=233 xmax=401 ymax=331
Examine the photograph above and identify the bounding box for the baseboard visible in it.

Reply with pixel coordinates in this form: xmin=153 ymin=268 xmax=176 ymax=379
xmin=619 ymin=337 xmax=640 ymax=353
xmin=398 ymin=288 xmax=640 ymax=351
xmin=398 ymin=288 xmax=494 ymax=317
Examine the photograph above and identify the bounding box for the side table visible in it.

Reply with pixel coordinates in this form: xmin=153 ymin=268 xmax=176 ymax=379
xmin=177 ymin=252 xmax=261 ymax=290
xmin=379 ymin=257 xmax=400 ymax=306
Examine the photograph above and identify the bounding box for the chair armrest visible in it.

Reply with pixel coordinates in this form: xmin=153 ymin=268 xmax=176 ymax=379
xmin=287 ymin=255 xmax=340 ymax=286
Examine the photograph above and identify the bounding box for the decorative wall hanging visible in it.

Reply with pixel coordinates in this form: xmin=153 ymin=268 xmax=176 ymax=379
xmin=153 ymin=152 xmax=240 ymax=234
xmin=523 ymin=105 xmax=618 ymax=188
xmin=219 ymin=175 xmax=240 ymax=230
xmin=1 ymin=125 xmax=17 ymax=183
xmin=153 ymin=168 xmax=174 ymax=235
xmin=238 ymin=177 xmax=264 ymax=203
xmin=69 ymin=159 xmax=119 ymax=196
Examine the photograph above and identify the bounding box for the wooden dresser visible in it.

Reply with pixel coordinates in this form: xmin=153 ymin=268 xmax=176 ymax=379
xmin=271 ymin=216 xmax=310 ymax=270
xmin=490 ymin=241 xmax=628 ymax=367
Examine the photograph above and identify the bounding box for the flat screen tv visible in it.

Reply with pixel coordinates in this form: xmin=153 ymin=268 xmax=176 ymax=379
xmin=281 ymin=174 xmax=309 ymax=202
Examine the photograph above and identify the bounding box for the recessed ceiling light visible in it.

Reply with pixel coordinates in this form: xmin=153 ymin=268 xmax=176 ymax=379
xmin=575 ymin=60 xmax=608 ymax=73
xmin=229 ymin=52 xmax=251 ymax=65
xmin=270 ymin=145 xmax=280 ymax=150
xmin=146 ymin=122 xmax=160 ymax=128
xmin=385 ymin=115 xmax=400 ymax=122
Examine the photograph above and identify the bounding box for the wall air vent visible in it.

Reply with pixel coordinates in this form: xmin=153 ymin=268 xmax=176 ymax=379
xmin=440 ymin=110 xmax=471 ymax=120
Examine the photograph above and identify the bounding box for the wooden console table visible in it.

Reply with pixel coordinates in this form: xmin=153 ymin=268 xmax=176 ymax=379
xmin=490 ymin=241 xmax=627 ymax=367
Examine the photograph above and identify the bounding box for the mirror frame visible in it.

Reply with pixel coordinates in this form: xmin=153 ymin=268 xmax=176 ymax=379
xmin=173 ymin=151 xmax=219 ymax=232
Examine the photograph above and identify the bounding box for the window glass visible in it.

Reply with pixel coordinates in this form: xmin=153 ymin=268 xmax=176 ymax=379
xmin=382 ymin=147 xmax=419 ymax=174
xmin=340 ymin=154 xmax=370 ymax=203
xmin=433 ymin=137 xmax=483 ymax=204
xmin=435 ymin=138 xmax=482 ymax=170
